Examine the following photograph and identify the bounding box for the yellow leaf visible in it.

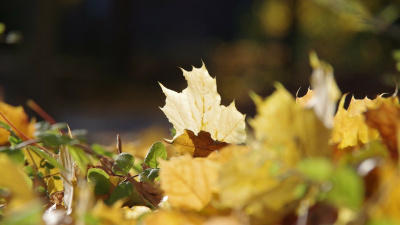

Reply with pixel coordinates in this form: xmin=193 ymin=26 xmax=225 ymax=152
xmin=159 ymin=154 xmax=219 ymax=211
xmin=296 ymin=88 xmax=313 ymax=107
xmin=207 ymin=144 xmax=250 ymax=164
xmin=218 ymin=150 xmax=302 ymax=222
xmin=0 ymin=154 xmax=35 ymax=209
xmin=250 ymin=83 xmax=331 ymax=165
xmin=142 ymin=210 xmax=205 ymax=225
xmin=0 ymin=102 xmax=35 ymax=144
xmin=167 ymin=129 xmax=228 ymax=157
xmin=331 ymin=94 xmax=380 ymax=149
xmin=160 ymin=63 xmax=246 ymax=144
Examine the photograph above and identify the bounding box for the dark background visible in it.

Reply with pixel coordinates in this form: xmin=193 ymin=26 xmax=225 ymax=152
xmin=0 ymin=0 xmax=399 ymax=143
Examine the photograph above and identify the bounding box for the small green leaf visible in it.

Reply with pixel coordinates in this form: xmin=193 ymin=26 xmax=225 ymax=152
xmin=0 ymin=121 xmax=12 ymax=131
xmin=112 ymin=153 xmax=135 ymax=176
xmin=297 ymin=158 xmax=333 ymax=182
xmin=91 ymin=144 xmax=113 ymax=158
xmin=68 ymin=145 xmax=91 ymax=175
xmin=37 ymin=132 xmax=78 ymax=148
xmin=144 ymin=142 xmax=167 ymax=168
xmin=27 ymin=146 xmax=65 ymax=171
xmin=107 ymin=181 xmax=133 ymax=205
xmin=87 ymin=168 xmax=110 ymax=195
xmin=8 ymin=135 xmax=21 ymax=145
xmin=326 ymin=166 xmax=364 ymax=209
xmin=139 ymin=168 xmax=160 ymax=183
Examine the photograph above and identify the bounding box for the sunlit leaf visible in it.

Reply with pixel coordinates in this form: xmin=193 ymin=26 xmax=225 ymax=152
xmin=144 ymin=142 xmax=167 ymax=168
xmin=112 ymin=153 xmax=135 ymax=176
xmin=87 ymin=168 xmax=111 ymax=195
xmin=159 ymin=154 xmax=219 ymax=211
xmin=160 ymin=63 xmax=246 ymax=144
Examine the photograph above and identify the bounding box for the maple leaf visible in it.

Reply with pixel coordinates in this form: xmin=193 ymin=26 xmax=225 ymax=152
xmin=364 ymin=96 xmax=400 ymax=159
xmin=217 ymin=149 xmax=302 ymax=222
xmin=300 ymin=52 xmax=341 ymax=128
xmin=159 ymin=63 xmax=246 ymax=144
xmin=159 ymin=154 xmax=219 ymax=211
xmin=0 ymin=102 xmax=35 ymax=144
xmin=250 ymin=83 xmax=331 ymax=165
xmin=330 ymin=94 xmax=380 ymax=149
xmin=165 ymin=129 xmax=228 ymax=157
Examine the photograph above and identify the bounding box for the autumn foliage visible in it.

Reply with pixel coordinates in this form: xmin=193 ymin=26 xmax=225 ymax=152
xmin=1 ymin=53 xmax=400 ymax=225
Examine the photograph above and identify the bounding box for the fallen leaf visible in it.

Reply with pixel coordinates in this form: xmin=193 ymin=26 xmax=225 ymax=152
xmin=0 ymin=102 xmax=35 ymax=144
xmin=0 ymin=154 xmax=35 ymax=209
xmin=364 ymin=96 xmax=400 ymax=159
xmin=166 ymin=129 xmax=228 ymax=157
xmin=160 ymin=63 xmax=246 ymax=144
xmin=296 ymin=88 xmax=313 ymax=107
xmin=331 ymin=94 xmax=380 ymax=149
xmin=218 ymin=150 xmax=302 ymax=222
xmin=305 ymin=51 xmax=341 ymax=128
xmin=142 ymin=210 xmax=205 ymax=225
xmin=57 ymin=145 xmax=76 ymax=215
xmin=250 ymin=83 xmax=331 ymax=165
xmin=159 ymin=154 xmax=219 ymax=211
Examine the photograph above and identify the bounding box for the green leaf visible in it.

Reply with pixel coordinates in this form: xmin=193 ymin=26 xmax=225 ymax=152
xmin=297 ymin=158 xmax=333 ymax=182
xmin=144 ymin=142 xmax=167 ymax=168
xmin=0 ymin=121 xmax=12 ymax=131
xmin=87 ymin=168 xmax=110 ymax=195
xmin=107 ymin=181 xmax=133 ymax=205
xmin=139 ymin=168 xmax=160 ymax=183
xmin=326 ymin=166 xmax=364 ymax=209
xmin=367 ymin=218 xmax=399 ymax=225
xmin=2 ymin=149 xmax=25 ymax=165
xmin=8 ymin=135 xmax=21 ymax=145
xmin=27 ymin=146 xmax=65 ymax=172
xmin=68 ymin=145 xmax=91 ymax=174
xmin=91 ymin=144 xmax=113 ymax=158
xmin=112 ymin=153 xmax=135 ymax=176
xmin=36 ymin=132 xmax=78 ymax=148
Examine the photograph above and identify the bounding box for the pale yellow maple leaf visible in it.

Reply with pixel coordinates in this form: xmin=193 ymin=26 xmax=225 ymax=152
xmin=305 ymin=51 xmax=341 ymax=128
xmin=159 ymin=154 xmax=220 ymax=211
xmin=331 ymin=94 xmax=380 ymax=148
xmin=159 ymin=63 xmax=246 ymax=144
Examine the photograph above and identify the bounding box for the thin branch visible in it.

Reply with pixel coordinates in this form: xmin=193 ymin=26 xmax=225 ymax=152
xmin=27 ymin=99 xmax=56 ymax=125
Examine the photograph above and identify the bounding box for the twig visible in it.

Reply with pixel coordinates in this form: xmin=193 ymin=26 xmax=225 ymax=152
xmin=27 ymin=99 xmax=56 ymax=125
xmin=117 ymin=134 xmax=122 ymax=154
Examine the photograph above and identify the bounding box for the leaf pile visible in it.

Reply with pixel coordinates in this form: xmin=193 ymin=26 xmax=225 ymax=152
xmin=1 ymin=54 xmax=400 ymax=225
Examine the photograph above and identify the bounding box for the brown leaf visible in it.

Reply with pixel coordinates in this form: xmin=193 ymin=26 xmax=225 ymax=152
xmin=364 ymin=97 xmax=400 ymax=160
xmin=167 ymin=129 xmax=228 ymax=157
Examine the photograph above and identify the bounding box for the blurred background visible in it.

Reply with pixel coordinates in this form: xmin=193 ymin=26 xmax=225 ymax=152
xmin=0 ymin=0 xmax=400 ymax=144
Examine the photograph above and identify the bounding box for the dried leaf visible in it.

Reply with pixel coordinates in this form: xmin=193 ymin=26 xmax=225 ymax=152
xmin=160 ymin=63 xmax=246 ymax=144
xmin=306 ymin=51 xmax=341 ymax=128
xmin=364 ymin=96 xmax=400 ymax=159
xmin=167 ymin=129 xmax=228 ymax=157
xmin=159 ymin=154 xmax=219 ymax=211
xmin=57 ymin=145 xmax=76 ymax=215
xmin=331 ymin=95 xmax=380 ymax=149
xmin=250 ymin=83 xmax=331 ymax=165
